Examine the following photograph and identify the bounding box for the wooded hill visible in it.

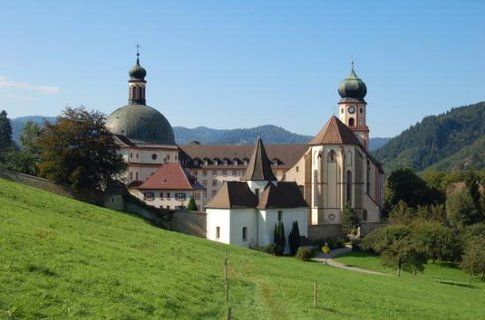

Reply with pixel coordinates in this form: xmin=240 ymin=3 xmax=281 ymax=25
xmin=373 ymin=102 xmax=485 ymax=172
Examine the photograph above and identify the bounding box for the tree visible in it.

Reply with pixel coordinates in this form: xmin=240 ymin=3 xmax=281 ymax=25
xmin=341 ymin=205 xmax=360 ymax=235
xmin=14 ymin=121 xmax=43 ymax=175
xmin=273 ymin=222 xmax=285 ymax=255
xmin=362 ymin=225 xmax=428 ymax=276
xmin=383 ymin=168 xmax=445 ymax=216
xmin=37 ymin=107 xmax=126 ymax=191
xmin=413 ymin=220 xmax=462 ymax=262
xmin=446 ymin=189 xmax=480 ymax=229
xmin=460 ymin=236 xmax=485 ymax=280
xmin=288 ymin=221 xmax=301 ymax=256
xmin=187 ymin=196 xmax=198 ymax=211
xmin=0 ymin=110 xmax=13 ymax=158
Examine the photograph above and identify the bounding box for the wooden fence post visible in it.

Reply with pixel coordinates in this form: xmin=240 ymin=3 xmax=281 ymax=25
xmin=313 ymin=281 xmax=317 ymax=308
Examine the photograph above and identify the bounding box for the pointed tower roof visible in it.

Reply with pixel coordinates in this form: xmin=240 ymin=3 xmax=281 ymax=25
xmin=241 ymin=137 xmax=277 ymax=181
xmin=309 ymin=116 xmax=361 ymax=146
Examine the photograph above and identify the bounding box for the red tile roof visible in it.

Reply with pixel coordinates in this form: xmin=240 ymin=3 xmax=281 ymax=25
xmin=136 ymin=162 xmax=204 ymax=190
xmin=309 ymin=116 xmax=361 ymax=146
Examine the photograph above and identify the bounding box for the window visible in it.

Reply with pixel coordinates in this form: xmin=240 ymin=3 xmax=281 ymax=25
xmin=346 ymin=170 xmax=352 ymax=205
xmin=362 ymin=209 xmax=368 ymax=221
xmin=203 ymin=170 xmax=207 ymax=177
xmin=341 ymin=108 xmax=344 ymax=114
xmin=151 ymin=154 xmax=158 ymax=160
xmin=366 ymin=162 xmax=371 ymax=194
xmin=130 ymin=152 xmax=133 ymax=158
xmin=232 ymin=170 xmax=237 ymax=176
xmin=255 ymin=188 xmax=260 ymax=196
xmin=278 ymin=210 xmax=282 ymax=222
xmin=216 ymin=226 xmax=221 ymax=239
xmin=348 ymin=118 xmax=355 ymax=127
xmin=360 ymin=107 xmax=363 ymax=113
xmin=175 ymin=193 xmax=187 ymax=201
xmin=160 ymin=192 xmax=164 ymax=198
xmin=138 ymin=86 xmax=143 ymax=98
xmin=135 ymin=172 xmax=139 ymax=180
xmin=166 ymin=192 xmax=171 ymax=198
xmin=136 ymin=153 xmax=139 ymax=159
xmin=194 ymin=159 xmax=199 ymax=166
xmin=222 ymin=169 xmax=227 ymax=176
xmin=212 ymin=180 xmax=217 ymax=187
xmin=327 ymin=150 xmax=336 ymax=162
xmin=144 ymin=192 xmax=154 ymax=201
xmin=132 ymin=86 xmax=136 ymax=98
xmin=175 ymin=155 xmax=178 ymax=161
xmin=166 ymin=154 xmax=171 ymax=161
xmin=296 ymin=166 xmax=299 ymax=172
xmin=130 ymin=172 xmax=133 ymax=180
xmin=242 ymin=227 xmax=247 ymax=241
xmin=213 ymin=170 xmax=218 ymax=176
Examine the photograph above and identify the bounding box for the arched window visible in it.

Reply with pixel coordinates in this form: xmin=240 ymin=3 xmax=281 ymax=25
xmin=139 ymin=86 xmax=143 ymax=99
xmin=327 ymin=150 xmax=336 ymax=162
xmin=346 ymin=170 xmax=352 ymax=204
xmin=132 ymin=86 xmax=137 ymax=99
xmin=313 ymin=169 xmax=318 ymax=205
xmin=366 ymin=161 xmax=371 ymax=194
xmin=348 ymin=118 xmax=355 ymax=127
xmin=362 ymin=209 xmax=368 ymax=221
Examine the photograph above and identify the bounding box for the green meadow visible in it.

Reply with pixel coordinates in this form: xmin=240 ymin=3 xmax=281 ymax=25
xmin=0 ymin=178 xmax=484 ymax=319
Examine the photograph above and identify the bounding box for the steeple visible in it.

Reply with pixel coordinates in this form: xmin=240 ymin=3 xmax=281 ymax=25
xmin=128 ymin=44 xmax=147 ymax=105
xmin=241 ymin=136 xmax=277 ymax=182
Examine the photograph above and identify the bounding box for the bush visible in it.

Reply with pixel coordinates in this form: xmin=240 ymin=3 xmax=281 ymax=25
xmin=460 ymin=236 xmax=485 ymax=280
xmin=341 ymin=205 xmax=360 ymax=235
xmin=312 ymin=237 xmax=346 ymax=251
xmin=413 ymin=220 xmax=462 ymax=262
xmin=260 ymin=243 xmax=283 ymax=256
xmin=351 ymin=238 xmax=363 ymax=252
xmin=288 ymin=221 xmax=301 ymax=256
xmin=273 ymin=222 xmax=285 ymax=254
xmin=187 ymin=197 xmax=197 ymax=211
xmin=296 ymin=247 xmax=313 ymax=261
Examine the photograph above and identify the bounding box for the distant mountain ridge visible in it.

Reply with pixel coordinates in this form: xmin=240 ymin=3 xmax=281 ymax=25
xmin=10 ymin=116 xmax=389 ymax=150
xmin=373 ymin=101 xmax=485 ymax=172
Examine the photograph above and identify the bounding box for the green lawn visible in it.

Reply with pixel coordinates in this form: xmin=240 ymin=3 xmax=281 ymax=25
xmin=1 ymin=178 xmax=484 ymax=319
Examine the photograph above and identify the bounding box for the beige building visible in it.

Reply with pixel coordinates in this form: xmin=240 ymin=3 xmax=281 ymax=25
xmin=285 ymin=64 xmax=384 ymax=226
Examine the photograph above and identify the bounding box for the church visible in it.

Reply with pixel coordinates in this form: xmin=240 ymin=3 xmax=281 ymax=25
xmin=105 ymin=52 xmax=384 ymax=244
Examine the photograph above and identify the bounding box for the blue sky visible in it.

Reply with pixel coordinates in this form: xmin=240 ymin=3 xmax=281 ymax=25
xmin=0 ymin=1 xmax=483 ymax=137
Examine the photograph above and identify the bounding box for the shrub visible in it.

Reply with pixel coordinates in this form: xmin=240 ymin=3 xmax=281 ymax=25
xmin=351 ymin=238 xmax=363 ymax=252
xmin=296 ymin=247 xmax=313 ymax=261
xmin=288 ymin=221 xmax=300 ymax=256
xmin=446 ymin=189 xmax=480 ymax=229
xmin=460 ymin=236 xmax=485 ymax=280
xmin=341 ymin=204 xmax=360 ymax=235
xmin=273 ymin=222 xmax=285 ymax=254
xmin=187 ymin=197 xmax=197 ymax=211
xmin=260 ymin=243 xmax=283 ymax=256
xmin=413 ymin=220 xmax=462 ymax=262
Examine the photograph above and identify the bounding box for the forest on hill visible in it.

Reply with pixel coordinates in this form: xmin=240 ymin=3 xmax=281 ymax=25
xmin=373 ymin=102 xmax=485 ymax=172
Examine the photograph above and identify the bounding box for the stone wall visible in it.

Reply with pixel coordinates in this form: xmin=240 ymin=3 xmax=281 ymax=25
xmin=167 ymin=211 xmax=207 ymax=238
xmin=308 ymin=224 xmax=345 ymax=240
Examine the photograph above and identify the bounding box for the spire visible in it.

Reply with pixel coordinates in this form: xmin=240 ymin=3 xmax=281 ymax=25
xmin=242 ymin=136 xmax=277 ymax=182
xmin=136 ymin=43 xmax=141 ymax=65
xmin=349 ymin=60 xmax=358 ymax=78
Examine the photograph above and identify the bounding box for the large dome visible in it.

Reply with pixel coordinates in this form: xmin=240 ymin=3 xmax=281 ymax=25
xmin=106 ymin=104 xmax=175 ymax=145
xmin=338 ymin=65 xmax=367 ymax=101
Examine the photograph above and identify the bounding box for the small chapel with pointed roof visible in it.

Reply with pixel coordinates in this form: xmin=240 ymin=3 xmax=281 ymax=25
xmin=206 ymin=137 xmax=308 ymax=249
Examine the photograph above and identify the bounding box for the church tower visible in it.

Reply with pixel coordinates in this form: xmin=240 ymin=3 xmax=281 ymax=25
xmin=128 ymin=45 xmax=147 ymax=105
xmin=337 ymin=62 xmax=369 ymax=150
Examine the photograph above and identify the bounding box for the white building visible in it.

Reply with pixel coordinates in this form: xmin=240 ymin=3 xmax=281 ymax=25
xmin=206 ymin=137 xmax=308 ymax=250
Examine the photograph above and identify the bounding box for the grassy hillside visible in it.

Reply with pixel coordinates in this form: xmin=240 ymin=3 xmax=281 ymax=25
xmin=374 ymin=102 xmax=485 ymax=171
xmin=1 ymin=179 xmax=484 ymax=319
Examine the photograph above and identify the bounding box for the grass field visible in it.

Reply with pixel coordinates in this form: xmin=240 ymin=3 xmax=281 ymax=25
xmin=1 ymin=178 xmax=484 ymax=319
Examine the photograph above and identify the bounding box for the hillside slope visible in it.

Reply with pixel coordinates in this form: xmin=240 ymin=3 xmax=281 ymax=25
xmin=374 ymin=102 xmax=485 ymax=171
xmin=1 ymin=179 xmax=484 ymax=319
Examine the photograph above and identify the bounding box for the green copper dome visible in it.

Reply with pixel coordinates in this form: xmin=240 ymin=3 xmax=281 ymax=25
xmin=338 ymin=64 xmax=367 ymax=101
xmin=106 ymin=104 xmax=175 ymax=145
xmin=129 ymin=56 xmax=147 ymax=80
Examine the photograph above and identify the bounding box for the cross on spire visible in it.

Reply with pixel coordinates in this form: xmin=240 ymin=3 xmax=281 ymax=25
xmin=135 ymin=43 xmax=141 ymax=57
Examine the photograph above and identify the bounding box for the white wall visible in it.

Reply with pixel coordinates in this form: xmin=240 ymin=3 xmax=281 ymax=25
xmin=259 ymin=208 xmax=308 ymax=252
xmin=206 ymin=209 xmax=231 ymax=244
xmin=229 ymin=209 xmax=258 ymax=248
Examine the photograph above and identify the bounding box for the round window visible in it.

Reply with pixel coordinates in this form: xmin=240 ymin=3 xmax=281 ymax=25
xmin=152 ymin=154 xmax=158 ymax=160
xmin=328 ymin=213 xmax=336 ymax=221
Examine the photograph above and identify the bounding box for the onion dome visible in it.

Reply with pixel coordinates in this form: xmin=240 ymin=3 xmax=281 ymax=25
xmin=338 ymin=63 xmax=367 ymax=102
xmin=129 ymin=55 xmax=147 ymax=80
xmin=106 ymin=104 xmax=175 ymax=145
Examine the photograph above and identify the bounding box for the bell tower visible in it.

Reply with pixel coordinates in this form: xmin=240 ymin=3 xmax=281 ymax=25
xmin=128 ymin=44 xmax=147 ymax=105
xmin=337 ymin=62 xmax=369 ymax=150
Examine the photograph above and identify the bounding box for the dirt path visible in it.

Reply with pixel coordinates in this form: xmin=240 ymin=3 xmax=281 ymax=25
xmin=312 ymin=247 xmax=388 ymax=276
